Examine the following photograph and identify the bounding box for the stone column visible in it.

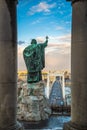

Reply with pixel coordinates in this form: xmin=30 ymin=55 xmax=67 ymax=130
xmin=64 ymin=0 xmax=87 ymax=130
xmin=47 ymin=73 xmax=50 ymax=98
xmin=0 ymin=0 xmax=23 ymax=129
xmin=62 ymin=75 xmax=65 ymax=101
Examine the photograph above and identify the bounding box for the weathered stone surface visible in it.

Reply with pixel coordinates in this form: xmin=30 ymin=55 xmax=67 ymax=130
xmin=64 ymin=1 xmax=87 ymax=130
xmin=0 ymin=0 xmax=23 ymax=129
xmin=17 ymin=81 xmax=51 ymax=121
xmin=63 ymin=122 xmax=87 ymax=130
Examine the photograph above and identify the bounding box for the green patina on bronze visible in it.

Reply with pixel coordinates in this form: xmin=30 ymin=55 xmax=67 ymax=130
xmin=23 ymin=36 xmax=48 ymax=83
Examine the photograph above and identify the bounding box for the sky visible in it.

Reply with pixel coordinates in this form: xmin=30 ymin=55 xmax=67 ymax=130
xmin=17 ymin=0 xmax=72 ymax=71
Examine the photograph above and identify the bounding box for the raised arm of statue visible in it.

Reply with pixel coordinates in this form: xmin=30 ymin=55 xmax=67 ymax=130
xmin=43 ymin=36 xmax=48 ymax=47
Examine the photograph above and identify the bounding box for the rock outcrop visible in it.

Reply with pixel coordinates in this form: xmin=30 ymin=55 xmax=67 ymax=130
xmin=17 ymin=81 xmax=51 ymax=121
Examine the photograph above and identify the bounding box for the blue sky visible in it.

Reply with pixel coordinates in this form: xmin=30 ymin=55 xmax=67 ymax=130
xmin=17 ymin=0 xmax=71 ymax=43
xmin=17 ymin=0 xmax=72 ymax=71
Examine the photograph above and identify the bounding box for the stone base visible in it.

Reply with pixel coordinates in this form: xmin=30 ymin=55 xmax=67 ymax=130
xmin=17 ymin=81 xmax=51 ymax=122
xmin=63 ymin=121 xmax=87 ymax=130
xmin=0 ymin=122 xmax=24 ymax=130
xmin=20 ymin=119 xmax=48 ymax=129
xmin=16 ymin=122 xmax=24 ymax=130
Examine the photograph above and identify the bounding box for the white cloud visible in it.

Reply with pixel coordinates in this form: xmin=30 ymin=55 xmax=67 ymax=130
xmin=32 ymin=19 xmax=40 ymax=24
xmin=45 ymin=43 xmax=71 ymax=71
xmin=50 ymin=34 xmax=71 ymax=44
xmin=36 ymin=34 xmax=71 ymax=44
xmin=55 ymin=26 xmax=64 ymax=30
xmin=45 ymin=51 xmax=71 ymax=71
xmin=28 ymin=2 xmax=56 ymax=15
xmin=18 ymin=45 xmax=26 ymax=71
xmin=46 ymin=43 xmax=71 ymax=54
xmin=36 ymin=37 xmax=45 ymax=43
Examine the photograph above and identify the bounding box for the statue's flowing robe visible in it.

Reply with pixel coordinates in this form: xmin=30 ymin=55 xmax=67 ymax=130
xmin=23 ymin=42 xmax=47 ymax=83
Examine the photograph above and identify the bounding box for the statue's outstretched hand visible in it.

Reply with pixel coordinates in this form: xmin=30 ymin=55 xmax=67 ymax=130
xmin=46 ymin=36 xmax=49 ymax=40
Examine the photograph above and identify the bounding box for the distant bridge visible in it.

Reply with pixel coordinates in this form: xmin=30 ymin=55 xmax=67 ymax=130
xmin=49 ymin=80 xmax=71 ymax=115
xmin=46 ymin=72 xmax=65 ymax=101
xmin=49 ymin=80 xmax=63 ymax=106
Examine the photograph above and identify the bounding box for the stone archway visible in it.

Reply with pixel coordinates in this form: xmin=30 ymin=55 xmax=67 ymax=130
xmin=1 ymin=0 xmax=87 ymax=130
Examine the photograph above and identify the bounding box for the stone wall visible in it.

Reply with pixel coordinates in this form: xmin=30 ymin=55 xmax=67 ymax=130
xmin=17 ymin=81 xmax=51 ymax=121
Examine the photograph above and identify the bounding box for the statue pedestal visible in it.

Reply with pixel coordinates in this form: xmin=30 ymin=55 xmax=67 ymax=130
xmin=17 ymin=81 xmax=51 ymax=122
